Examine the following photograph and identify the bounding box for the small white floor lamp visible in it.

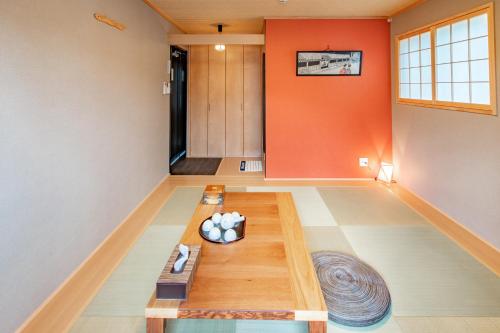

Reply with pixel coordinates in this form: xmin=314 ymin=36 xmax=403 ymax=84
xmin=377 ymin=162 xmax=394 ymax=183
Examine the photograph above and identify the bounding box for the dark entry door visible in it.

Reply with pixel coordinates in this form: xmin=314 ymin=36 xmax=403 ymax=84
xmin=170 ymin=46 xmax=188 ymax=165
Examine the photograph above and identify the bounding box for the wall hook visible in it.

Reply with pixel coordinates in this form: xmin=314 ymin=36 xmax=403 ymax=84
xmin=94 ymin=13 xmax=126 ymax=31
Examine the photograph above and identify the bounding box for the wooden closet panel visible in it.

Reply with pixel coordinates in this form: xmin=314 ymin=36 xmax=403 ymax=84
xmin=225 ymin=45 xmax=244 ymax=157
xmin=208 ymin=47 xmax=226 ymax=157
xmin=189 ymin=45 xmax=209 ymax=157
xmin=243 ymin=45 xmax=263 ymax=157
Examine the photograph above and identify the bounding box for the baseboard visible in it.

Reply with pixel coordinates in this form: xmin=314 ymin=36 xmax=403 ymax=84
xmin=17 ymin=174 xmax=175 ymax=333
xmin=264 ymin=177 xmax=374 ymax=181
xmin=391 ymin=183 xmax=500 ymax=276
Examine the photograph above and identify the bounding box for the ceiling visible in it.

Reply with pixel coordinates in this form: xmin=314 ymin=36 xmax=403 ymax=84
xmin=147 ymin=0 xmax=420 ymax=33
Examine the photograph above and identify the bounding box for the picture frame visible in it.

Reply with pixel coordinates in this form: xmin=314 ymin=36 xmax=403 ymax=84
xmin=296 ymin=51 xmax=363 ymax=76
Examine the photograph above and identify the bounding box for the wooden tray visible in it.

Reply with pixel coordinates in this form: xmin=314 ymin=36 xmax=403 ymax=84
xmin=198 ymin=216 xmax=246 ymax=245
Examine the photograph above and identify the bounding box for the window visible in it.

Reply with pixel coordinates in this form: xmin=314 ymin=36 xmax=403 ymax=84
xmin=399 ymin=31 xmax=432 ymax=100
xmin=396 ymin=4 xmax=496 ymax=115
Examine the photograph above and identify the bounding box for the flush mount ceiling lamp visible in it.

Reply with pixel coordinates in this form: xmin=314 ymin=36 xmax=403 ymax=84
xmin=214 ymin=44 xmax=225 ymax=51
xmin=214 ymin=23 xmax=226 ymax=52
xmin=279 ymin=0 xmax=288 ymax=4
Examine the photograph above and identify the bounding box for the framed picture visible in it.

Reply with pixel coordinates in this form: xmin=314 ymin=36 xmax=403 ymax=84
xmin=296 ymin=51 xmax=363 ymax=76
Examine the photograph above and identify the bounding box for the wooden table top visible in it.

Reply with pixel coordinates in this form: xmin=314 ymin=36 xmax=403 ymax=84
xmin=145 ymin=192 xmax=327 ymax=322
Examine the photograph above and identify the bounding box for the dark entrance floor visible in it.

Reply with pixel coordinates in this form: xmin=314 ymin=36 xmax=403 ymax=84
xmin=170 ymin=158 xmax=222 ymax=175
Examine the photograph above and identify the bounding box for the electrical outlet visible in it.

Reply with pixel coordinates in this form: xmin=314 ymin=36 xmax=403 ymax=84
xmin=359 ymin=158 xmax=369 ymax=167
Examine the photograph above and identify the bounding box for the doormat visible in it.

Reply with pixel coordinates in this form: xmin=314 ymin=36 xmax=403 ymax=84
xmin=171 ymin=158 xmax=222 ymax=175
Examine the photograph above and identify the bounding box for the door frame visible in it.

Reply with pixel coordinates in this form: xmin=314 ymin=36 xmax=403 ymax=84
xmin=169 ymin=45 xmax=188 ymax=166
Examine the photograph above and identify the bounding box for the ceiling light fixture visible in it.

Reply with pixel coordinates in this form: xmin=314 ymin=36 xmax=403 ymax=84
xmin=279 ymin=0 xmax=288 ymax=4
xmin=214 ymin=24 xmax=225 ymax=52
xmin=215 ymin=44 xmax=225 ymax=51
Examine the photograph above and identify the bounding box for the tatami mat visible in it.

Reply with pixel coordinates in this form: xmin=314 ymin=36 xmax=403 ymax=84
xmin=152 ymin=187 xmax=204 ymax=225
xmin=462 ymin=317 xmax=500 ymax=333
xmin=71 ymin=316 xmax=145 ymax=333
xmin=169 ymin=319 xmax=304 ymax=333
xmin=328 ymin=317 xmax=402 ymax=333
xmin=247 ymin=187 xmax=337 ymax=226
xmin=83 ymin=225 xmax=186 ymax=317
xmin=167 ymin=319 xmax=236 ymax=333
xmin=72 ymin=318 xmax=307 ymax=333
xmin=69 ymin=316 xmax=500 ymax=333
xmin=395 ymin=317 xmax=500 ymax=333
xmin=236 ymin=320 xmax=306 ymax=332
xmin=341 ymin=225 xmax=500 ymax=316
xmin=318 ymin=186 xmax=424 ymax=226
xmin=304 ymin=226 xmax=356 ymax=255
xmin=71 ymin=184 xmax=500 ymax=333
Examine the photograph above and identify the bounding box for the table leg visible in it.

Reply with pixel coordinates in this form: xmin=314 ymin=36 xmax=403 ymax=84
xmin=147 ymin=318 xmax=165 ymax=333
xmin=308 ymin=321 xmax=326 ymax=333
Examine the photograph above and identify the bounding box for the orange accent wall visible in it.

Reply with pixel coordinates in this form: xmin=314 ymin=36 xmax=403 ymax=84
xmin=265 ymin=19 xmax=392 ymax=178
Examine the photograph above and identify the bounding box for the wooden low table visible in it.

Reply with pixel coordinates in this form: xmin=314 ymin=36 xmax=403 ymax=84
xmin=145 ymin=192 xmax=328 ymax=333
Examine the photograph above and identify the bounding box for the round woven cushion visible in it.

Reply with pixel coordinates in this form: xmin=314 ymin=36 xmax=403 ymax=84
xmin=312 ymin=251 xmax=391 ymax=327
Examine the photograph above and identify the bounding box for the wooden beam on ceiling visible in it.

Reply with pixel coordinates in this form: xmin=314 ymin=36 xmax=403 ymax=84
xmin=168 ymin=34 xmax=265 ymax=45
xmin=143 ymin=0 xmax=186 ymax=33
xmin=389 ymin=0 xmax=427 ymax=18
xmin=263 ymin=16 xmax=388 ymax=20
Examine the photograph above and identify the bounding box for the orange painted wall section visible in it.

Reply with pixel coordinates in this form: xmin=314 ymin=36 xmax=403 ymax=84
xmin=265 ymin=19 xmax=392 ymax=178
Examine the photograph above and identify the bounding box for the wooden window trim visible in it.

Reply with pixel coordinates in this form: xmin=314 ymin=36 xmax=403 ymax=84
xmin=395 ymin=3 xmax=497 ymax=116
xmin=396 ymin=28 xmax=433 ymax=103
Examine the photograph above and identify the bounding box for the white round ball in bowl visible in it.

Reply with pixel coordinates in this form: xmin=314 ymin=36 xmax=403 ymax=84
xmin=224 ymin=229 xmax=237 ymax=242
xmin=212 ymin=212 xmax=222 ymax=224
xmin=208 ymin=227 xmax=221 ymax=241
xmin=221 ymin=218 xmax=235 ymax=230
xmin=232 ymin=215 xmax=245 ymax=224
xmin=231 ymin=211 xmax=240 ymax=220
xmin=222 ymin=213 xmax=232 ymax=222
xmin=202 ymin=219 xmax=214 ymax=232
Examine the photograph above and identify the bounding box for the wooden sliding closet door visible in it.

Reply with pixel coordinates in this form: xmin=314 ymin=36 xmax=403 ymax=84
xmin=225 ymin=45 xmax=244 ymax=157
xmin=243 ymin=46 xmax=263 ymax=157
xmin=189 ymin=45 xmax=262 ymax=158
xmin=208 ymin=47 xmax=226 ymax=157
xmin=189 ymin=45 xmax=209 ymax=157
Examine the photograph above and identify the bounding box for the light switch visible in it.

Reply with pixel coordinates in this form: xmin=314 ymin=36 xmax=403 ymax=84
xmin=163 ymin=81 xmax=170 ymax=95
xmin=359 ymin=158 xmax=369 ymax=167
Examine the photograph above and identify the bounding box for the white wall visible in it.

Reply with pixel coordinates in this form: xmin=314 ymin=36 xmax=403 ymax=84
xmin=391 ymin=0 xmax=500 ymax=249
xmin=0 ymin=1 xmax=177 ymax=331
